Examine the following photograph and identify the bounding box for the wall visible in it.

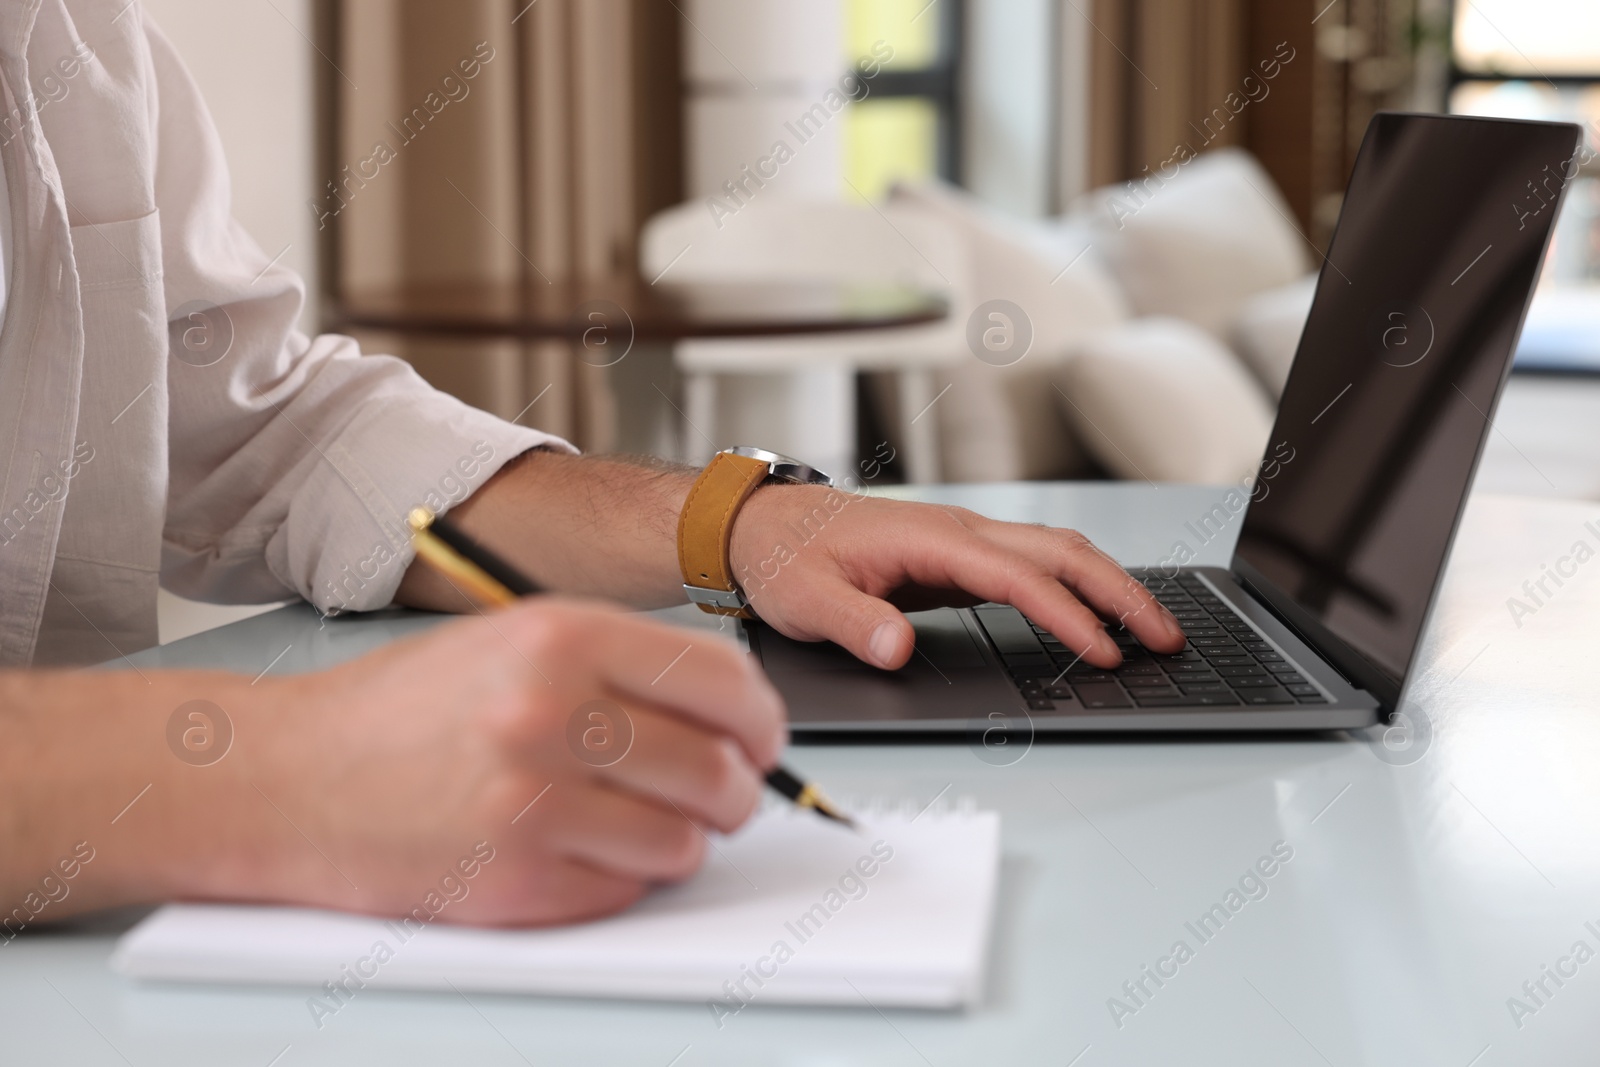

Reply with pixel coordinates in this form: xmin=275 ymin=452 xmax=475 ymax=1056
xmin=140 ymin=0 xmax=320 ymax=330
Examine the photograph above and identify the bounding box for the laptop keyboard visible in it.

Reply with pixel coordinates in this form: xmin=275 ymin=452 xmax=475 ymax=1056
xmin=973 ymin=570 xmax=1330 ymax=712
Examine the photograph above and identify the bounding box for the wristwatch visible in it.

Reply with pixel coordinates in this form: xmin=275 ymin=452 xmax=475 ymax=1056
xmin=677 ymin=446 xmax=833 ymax=618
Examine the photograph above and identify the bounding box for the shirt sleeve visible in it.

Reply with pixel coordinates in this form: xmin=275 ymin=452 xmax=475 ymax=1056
xmin=144 ymin=21 xmax=569 ymax=612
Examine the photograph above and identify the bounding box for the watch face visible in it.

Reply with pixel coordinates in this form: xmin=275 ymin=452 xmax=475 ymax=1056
xmin=725 ymin=446 xmax=833 ymax=487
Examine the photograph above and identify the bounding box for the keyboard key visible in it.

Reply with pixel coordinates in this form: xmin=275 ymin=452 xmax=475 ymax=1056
xmin=1153 ymin=649 xmax=1204 ymax=663
xmin=1121 ymin=675 xmax=1173 ymax=688
xmin=1273 ymin=673 xmax=1307 ymax=685
xmin=1253 ymin=650 xmax=1284 ymax=663
xmin=1164 ymin=662 xmax=1219 ymax=675
xmin=1027 ymin=698 xmax=1056 ymax=710
xmin=1046 ymin=685 xmax=1077 ymax=699
xmin=1240 ymin=688 xmax=1292 ymax=705
xmin=1129 ymin=686 xmax=1181 ymax=701
xmin=1264 ymin=662 xmax=1299 ymax=674
xmin=1216 ymin=664 xmax=1267 ymax=677
xmin=978 ymin=609 xmax=1047 ymax=655
xmin=1117 ymin=664 xmax=1165 ymax=676
xmin=1136 ymin=692 xmax=1241 ymax=707
xmin=1286 ymin=684 xmax=1321 ymax=697
xmin=1295 ymin=694 xmax=1329 ymax=704
xmin=1208 ymin=655 xmax=1255 ymax=667
xmin=1227 ymin=675 xmax=1282 ymax=688
xmin=1073 ymin=683 xmax=1132 ymax=708
xmin=1177 ymin=682 xmax=1230 ymax=694
xmin=1008 ymin=665 xmax=1058 ymax=680
xmin=1066 ymin=671 xmax=1117 ymax=684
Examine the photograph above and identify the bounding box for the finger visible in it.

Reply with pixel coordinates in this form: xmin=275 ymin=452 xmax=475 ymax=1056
xmin=961 ymin=520 xmax=1185 ymax=652
xmin=504 ymin=601 xmax=787 ymax=768
xmin=599 ymin=619 xmax=786 ymax=768
xmin=887 ymin=524 xmax=1129 ymax=668
xmin=541 ymin=778 xmax=710 ymax=883
xmin=592 ymin=703 xmax=764 ymax=834
xmin=755 ymin=568 xmax=917 ymax=670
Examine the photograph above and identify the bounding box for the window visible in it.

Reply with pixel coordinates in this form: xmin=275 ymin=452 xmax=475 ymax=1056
xmin=843 ymin=0 xmax=963 ymax=201
xmin=1449 ymin=0 xmax=1600 ymax=285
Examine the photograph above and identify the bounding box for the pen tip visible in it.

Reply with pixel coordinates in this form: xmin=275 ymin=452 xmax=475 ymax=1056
xmin=815 ymin=803 xmax=860 ymax=831
xmin=407 ymin=506 xmax=435 ymax=533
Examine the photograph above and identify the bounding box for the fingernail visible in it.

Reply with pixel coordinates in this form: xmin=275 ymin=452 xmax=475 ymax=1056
xmin=869 ymin=622 xmax=903 ymax=667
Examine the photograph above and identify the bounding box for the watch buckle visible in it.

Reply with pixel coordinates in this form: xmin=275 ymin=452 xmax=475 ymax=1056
xmin=683 ymin=584 xmax=748 ymax=612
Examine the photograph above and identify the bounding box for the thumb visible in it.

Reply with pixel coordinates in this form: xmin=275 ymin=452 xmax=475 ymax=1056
xmin=752 ymin=572 xmax=916 ymax=670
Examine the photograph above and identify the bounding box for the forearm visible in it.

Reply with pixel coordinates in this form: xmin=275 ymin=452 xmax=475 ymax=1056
xmin=396 ymin=450 xmax=698 ymax=611
xmin=0 ymin=668 xmax=298 ymax=924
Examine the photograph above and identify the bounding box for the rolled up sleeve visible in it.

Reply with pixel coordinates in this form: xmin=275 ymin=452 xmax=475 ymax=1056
xmin=147 ymin=21 xmax=568 ymax=612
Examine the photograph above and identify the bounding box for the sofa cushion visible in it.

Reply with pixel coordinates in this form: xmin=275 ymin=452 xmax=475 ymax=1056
xmin=1056 ymin=317 xmax=1275 ymax=483
xmin=889 ymin=179 xmax=1129 ymax=350
xmin=887 ymin=180 xmax=1127 ymax=481
xmin=1075 ymin=147 xmax=1310 ymax=337
xmin=1231 ymin=274 xmax=1317 ymax=398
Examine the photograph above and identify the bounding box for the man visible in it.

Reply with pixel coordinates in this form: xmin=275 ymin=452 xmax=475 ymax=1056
xmin=2 ymin=1 xmax=1181 ymax=931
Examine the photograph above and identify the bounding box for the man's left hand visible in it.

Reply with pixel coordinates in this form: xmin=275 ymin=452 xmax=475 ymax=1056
xmin=728 ymin=485 xmax=1187 ymax=670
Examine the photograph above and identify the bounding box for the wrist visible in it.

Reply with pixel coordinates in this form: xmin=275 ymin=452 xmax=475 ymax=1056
xmin=727 ymin=482 xmax=838 ymax=604
xmin=0 ymin=667 xmax=311 ymax=917
xmin=679 ymin=448 xmax=834 ymax=618
xmin=138 ymin=670 xmax=343 ymax=907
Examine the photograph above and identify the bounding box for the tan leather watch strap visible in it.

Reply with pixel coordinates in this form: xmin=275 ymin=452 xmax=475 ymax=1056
xmin=677 ymin=451 xmax=771 ymax=617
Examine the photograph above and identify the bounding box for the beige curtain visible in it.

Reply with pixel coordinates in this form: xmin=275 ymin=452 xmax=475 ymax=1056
xmin=329 ymin=0 xmax=682 ymax=451
xmin=1087 ymin=0 xmax=1421 ymax=246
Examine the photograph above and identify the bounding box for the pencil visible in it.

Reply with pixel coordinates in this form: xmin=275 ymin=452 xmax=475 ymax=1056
xmin=405 ymin=506 xmax=858 ymax=830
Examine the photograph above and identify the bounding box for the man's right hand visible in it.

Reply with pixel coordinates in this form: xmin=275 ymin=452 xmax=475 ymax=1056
xmin=33 ymin=600 xmax=785 ymax=927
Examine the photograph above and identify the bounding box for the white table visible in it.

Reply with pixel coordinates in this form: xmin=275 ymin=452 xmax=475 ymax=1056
xmin=5 ymin=483 xmax=1598 ymax=1066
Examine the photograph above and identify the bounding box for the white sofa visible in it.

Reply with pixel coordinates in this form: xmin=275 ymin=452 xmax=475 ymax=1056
xmin=637 ymin=147 xmax=1323 ymax=485
xmin=885 ymin=147 xmax=1318 ymax=484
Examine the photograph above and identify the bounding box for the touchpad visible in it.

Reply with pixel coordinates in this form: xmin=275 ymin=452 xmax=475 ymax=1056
xmin=754 ymin=608 xmax=988 ymax=673
xmin=746 ymin=609 xmax=1014 ymax=725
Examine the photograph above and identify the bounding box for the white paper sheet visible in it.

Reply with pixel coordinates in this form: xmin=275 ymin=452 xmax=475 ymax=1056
xmin=113 ymin=805 xmax=1001 ymax=1011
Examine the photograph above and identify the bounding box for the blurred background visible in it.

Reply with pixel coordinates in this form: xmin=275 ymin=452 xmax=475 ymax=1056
xmin=147 ymin=0 xmax=1600 ymax=507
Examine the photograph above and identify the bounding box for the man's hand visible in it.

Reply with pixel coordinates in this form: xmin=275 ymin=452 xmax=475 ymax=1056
xmin=403 ymin=451 xmax=1185 ymax=673
xmin=251 ymin=599 xmax=784 ymax=925
xmin=728 ymin=486 xmax=1186 ymax=670
xmin=6 ymin=599 xmax=785 ymax=927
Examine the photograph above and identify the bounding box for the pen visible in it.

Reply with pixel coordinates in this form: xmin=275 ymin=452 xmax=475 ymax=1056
xmin=406 ymin=506 xmax=858 ymax=830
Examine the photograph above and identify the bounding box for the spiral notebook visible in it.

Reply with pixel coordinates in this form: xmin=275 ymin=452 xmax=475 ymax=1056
xmin=113 ymin=802 xmax=1001 ymax=1011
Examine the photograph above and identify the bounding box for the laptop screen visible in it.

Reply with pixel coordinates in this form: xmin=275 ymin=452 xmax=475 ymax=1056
xmin=1232 ymin=113 xmax=1581 ymax=706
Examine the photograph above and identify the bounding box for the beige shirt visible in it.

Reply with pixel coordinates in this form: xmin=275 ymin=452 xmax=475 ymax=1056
xmin=0 ymin=1 xmax=562 ymax=666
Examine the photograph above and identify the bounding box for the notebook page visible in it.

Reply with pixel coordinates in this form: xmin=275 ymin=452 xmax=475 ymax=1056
xmin=113 ymin=804 xmax=1001 ymax=1010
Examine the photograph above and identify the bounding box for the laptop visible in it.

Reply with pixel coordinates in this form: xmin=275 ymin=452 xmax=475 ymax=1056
xmin=746 ymin=112 xmax=1583 ymax=733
